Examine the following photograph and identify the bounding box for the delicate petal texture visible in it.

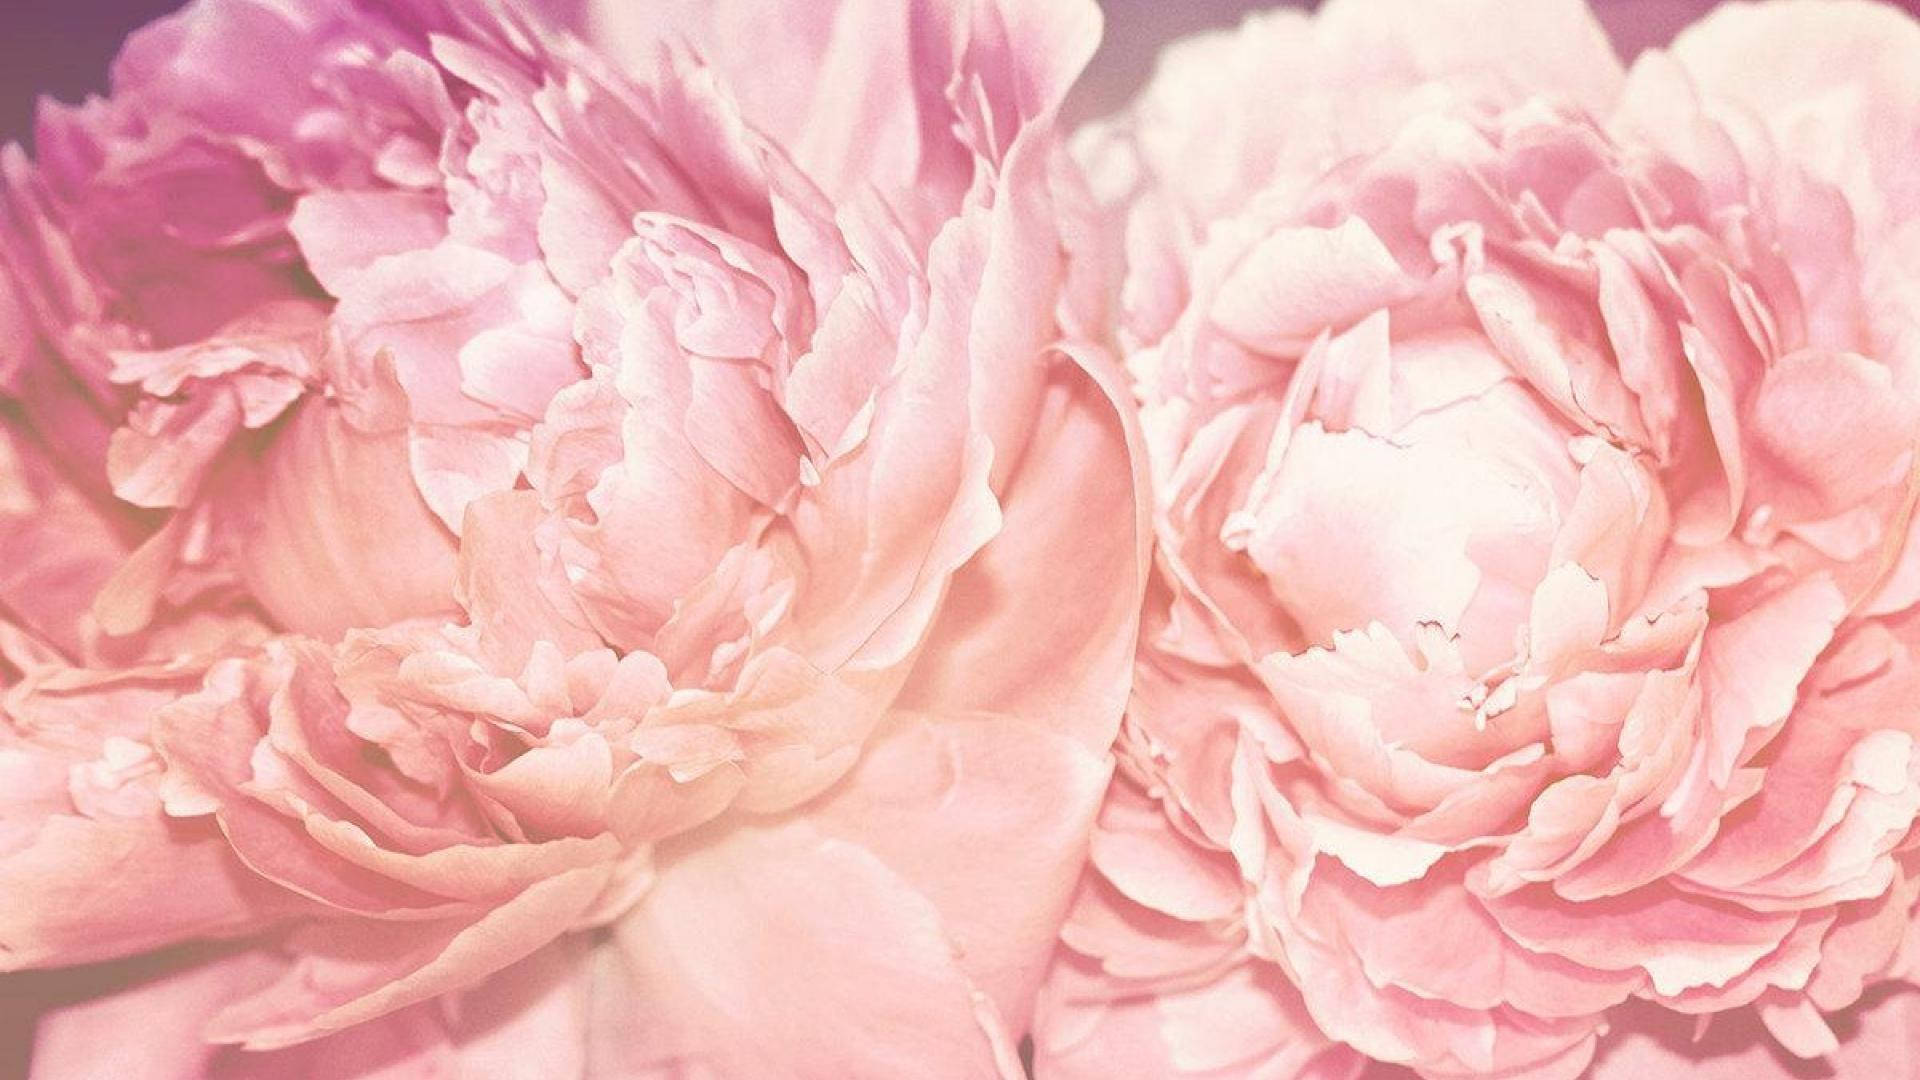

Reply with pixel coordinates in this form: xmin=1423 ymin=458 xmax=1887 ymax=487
xmin=1047 ymin=1 xmax=1920 ymax=1077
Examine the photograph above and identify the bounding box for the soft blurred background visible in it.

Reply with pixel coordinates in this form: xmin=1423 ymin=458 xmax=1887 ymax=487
xmin=0 ymin=0 xmax=1801 ymax=147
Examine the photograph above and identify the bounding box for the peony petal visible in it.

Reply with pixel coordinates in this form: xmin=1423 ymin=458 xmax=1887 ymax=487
xmin=1210 ymin=219 xmax=1413 ymax=355
xmin=607 ymin=821 xmax=1019 ymax=1078
xmin=1665 ymin=0 xmax=1920 ymax=236
xmin=897 ymin=344 xmax=1148 ymax=751
xmin=806 ymin=713 xmax=1112 ymax=1030
xmin=207 ymin=865 xmax=610 ymax=1049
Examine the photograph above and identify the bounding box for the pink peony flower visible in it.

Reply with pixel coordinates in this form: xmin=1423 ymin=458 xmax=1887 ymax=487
xmin=1040 ymin=1 xmax=1920 ymax=1077
xmin=1 ymin=0 xmax=1149 ymax=1073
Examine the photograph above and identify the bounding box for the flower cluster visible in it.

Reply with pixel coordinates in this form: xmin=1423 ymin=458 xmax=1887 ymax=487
xmin=5 ymin=1 xmax=1920 ymax=1078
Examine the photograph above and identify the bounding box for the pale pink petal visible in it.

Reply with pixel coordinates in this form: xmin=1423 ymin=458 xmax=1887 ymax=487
xmin=805 ymin=713 xmax=1112 ymax=1030
xmin=1210 ymin=219 xmax=1414 ymax=355
xmin=608 ymin=822 xmax=1019 ymax=1078
xmin=898 ymin=345 xmax=1148 ymax=751
xmin=222 ymin=403 xmax=461 ymax=640
xmin=1665 ymin=0 xmax=1920 ymax=235
xmin=207 ymin=865 xmax=610 ymax=1049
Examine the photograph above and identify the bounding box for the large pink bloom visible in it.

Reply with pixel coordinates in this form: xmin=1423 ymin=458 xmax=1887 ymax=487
xmin=0 ymin=0 xmax=1149 ymax=1074
xmin=1040 ymin=1 xmax=1920 ymax=1077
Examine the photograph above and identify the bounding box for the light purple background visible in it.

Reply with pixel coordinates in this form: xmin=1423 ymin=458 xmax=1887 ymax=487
xmin=0 ymin=0 xmax=1852 ymax=145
